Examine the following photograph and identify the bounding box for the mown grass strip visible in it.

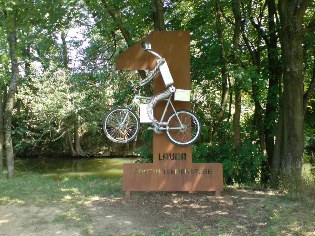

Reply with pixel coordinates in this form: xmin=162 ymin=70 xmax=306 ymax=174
xmin=0 ymin=173 xmax=123 ymax=206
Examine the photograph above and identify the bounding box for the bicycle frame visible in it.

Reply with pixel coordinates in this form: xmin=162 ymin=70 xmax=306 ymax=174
xmin=126 ymin=94 xmax=185 ymax=131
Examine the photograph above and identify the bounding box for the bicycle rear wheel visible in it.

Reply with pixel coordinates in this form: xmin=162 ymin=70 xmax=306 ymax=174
xmin=103 ymin=108 xmax=140 ymax=143
xmin=166 ymin=110 xmax=201 ymax=146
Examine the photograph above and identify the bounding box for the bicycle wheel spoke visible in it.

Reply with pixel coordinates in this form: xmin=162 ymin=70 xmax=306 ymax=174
xmin=103 ymin=108 xmax=140 ymax=143
xmin=166 ymin=111 xmax=201 ymax=146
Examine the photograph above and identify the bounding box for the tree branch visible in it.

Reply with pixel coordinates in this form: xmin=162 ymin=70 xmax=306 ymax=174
xmin=250 ymin=17 xmax=270 ymax=46
xmin=100 ymin=0 xmax=133 ymax=47
xmin=296 ymin=0 xmax=313 ymax=20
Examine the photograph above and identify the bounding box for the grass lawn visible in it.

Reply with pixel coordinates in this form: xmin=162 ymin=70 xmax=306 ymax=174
xmin=0 ymin=172 xmax=315 ymax=235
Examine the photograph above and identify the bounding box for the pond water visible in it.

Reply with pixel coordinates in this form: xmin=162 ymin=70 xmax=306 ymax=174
xmin=15 ymin=158 xmax=313 ymax=180
xmin=15 ymin=157 xmax=138 ymax=179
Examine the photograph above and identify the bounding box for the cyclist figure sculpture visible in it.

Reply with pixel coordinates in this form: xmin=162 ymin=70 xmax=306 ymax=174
xmin=103 ymin=41 xmax=201 ymax=147
xmin=139 ymin=41 xmax=176 ymax=133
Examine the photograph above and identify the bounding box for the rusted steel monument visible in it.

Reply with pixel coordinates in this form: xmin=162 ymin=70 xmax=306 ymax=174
xmin=115 ymin=31 xmax=223 ymax=197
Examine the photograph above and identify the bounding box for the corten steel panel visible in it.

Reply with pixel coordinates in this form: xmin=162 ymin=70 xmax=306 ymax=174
xmin=123 ymin=163 xmax=223 ymax=194
xmin=116 ymin=31 xmax=191 ymax=164
xmin=116 ymin=31 xmax=223 ymax=195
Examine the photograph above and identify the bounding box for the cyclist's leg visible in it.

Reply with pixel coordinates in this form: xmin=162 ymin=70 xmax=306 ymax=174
xmin=146 ymin=86 xmax=175 ymax=126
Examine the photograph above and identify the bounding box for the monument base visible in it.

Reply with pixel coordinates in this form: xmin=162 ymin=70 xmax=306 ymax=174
xmin=123 ymin=162 xmax=223 ymax=198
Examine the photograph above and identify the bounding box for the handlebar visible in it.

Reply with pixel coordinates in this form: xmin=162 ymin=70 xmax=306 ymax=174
xmin=141 ymin=41 xmax=162 ymax=59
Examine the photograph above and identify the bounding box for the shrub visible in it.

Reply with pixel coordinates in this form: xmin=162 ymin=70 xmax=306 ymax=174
xmin=193 ymin=140 xmax=265 ymax=184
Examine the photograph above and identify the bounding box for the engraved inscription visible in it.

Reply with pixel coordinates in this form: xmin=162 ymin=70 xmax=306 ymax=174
xmin=158 ymin=153 xmax=187 ymax=161
xmin=132 ymin=168 xmax=213 ymax=175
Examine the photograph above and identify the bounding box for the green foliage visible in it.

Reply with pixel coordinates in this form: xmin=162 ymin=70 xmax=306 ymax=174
xmin=0 ymin=0 xmax=314 ymax=185
xmin=193 ymin=140 xmax=265 ymax=184
xmin=278 ymin=173 xmax=315 ymax=205
xmin=136 ymin=127 xmax=153 ymax=162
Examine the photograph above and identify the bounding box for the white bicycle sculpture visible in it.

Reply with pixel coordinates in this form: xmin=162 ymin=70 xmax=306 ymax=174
xmin=103 ymin=42 xmax=201 ymax=147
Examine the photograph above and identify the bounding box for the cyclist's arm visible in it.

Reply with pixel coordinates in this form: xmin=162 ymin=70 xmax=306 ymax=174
xmin=139 ymin=58 xmax=165 ymax=87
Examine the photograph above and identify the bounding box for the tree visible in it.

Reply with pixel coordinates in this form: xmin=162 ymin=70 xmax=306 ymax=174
xmin=214 ymin=0 xmax=230 ymax=122
xmin=0 ymin=84 xmax=4 ymax=172
xmin=61 ymin=29 xmax=83 ymax=157
xmin=0 ymin=29 xmax=6 ymax=172
xmin=247 ymin=0 xmax=282 ymax=182
xmin=5 ymin=9 xmax=20 ymax=178
xmin=262 ymin=0 xmax=282 ymax=183
xmin=231 ymin=0 xmax=242 ymax=148
xmin=271 ymin=0 xmax=313 ymax=184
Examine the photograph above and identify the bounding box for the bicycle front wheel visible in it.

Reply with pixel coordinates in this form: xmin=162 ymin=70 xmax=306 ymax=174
xmin=103 ymin=108 xmax=140 ymax=143
xmin=166 ymin=110 xmax=201 ymax=147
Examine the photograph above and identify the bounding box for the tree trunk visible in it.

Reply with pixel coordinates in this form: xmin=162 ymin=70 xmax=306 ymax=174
xmin=61 ymin=31 xmax=83 ymax=156
xmin=74 ymin=114 xmax=82 ymax=156
xmin=66 ymin=129 xmax=75 ymax=156
xmin=271 ymin=0 xmax=311 ymax=184
xmin=214 ymin=0 xmax=230 ymax=120
xmin=0 ymin=87 xmax=4 ymax=172
xmin=270 ymin=98 xmax=284 ymax=185
xmin=231 ymin=0 xmax=242 ymax=148
xmin=61 ymin=30 xmax=69 ymax=69
xmin=6 ymin=29 xmax=19 ymax=179
xmin=248 ymin=22 xmax=266 ymax=153
xmin=152 ymin=0 xmax=165 ymax=31
xmin=262 ymin=0 xmax=281 ymax=183
xmin=251 ymin=49 xmax=265 ymax=153
xmin=233 ymin=89 xmax=242 ymax=147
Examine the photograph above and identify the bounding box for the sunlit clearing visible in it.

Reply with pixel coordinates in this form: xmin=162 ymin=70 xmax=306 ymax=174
xmin=0 ymin=197 xmax=25 ymax=205
xmin=0 ymin=220 xmax=9 ymax=225
xmin=63 ymin=195 xmax=72 ymax=200
xmin=123 ymin=220 xmax=132 ymax=225
xmin=60 ymin=188 xmax=81 ymax=195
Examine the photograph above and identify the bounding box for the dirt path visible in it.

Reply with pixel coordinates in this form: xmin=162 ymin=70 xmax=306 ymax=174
xmin=0 ymin=189 xmax=314 ymax=235
xmin=0 ymin=205 xmax=81 ymax=236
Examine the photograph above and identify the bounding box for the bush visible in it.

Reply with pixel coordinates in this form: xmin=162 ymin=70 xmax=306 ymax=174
xmin=193 ymin=140 xmax=265 ymax=184
xmin=278 ymin=174 xmax=315 ymax=205
xmin=136 ymin=127 xmax=153 ymax=162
